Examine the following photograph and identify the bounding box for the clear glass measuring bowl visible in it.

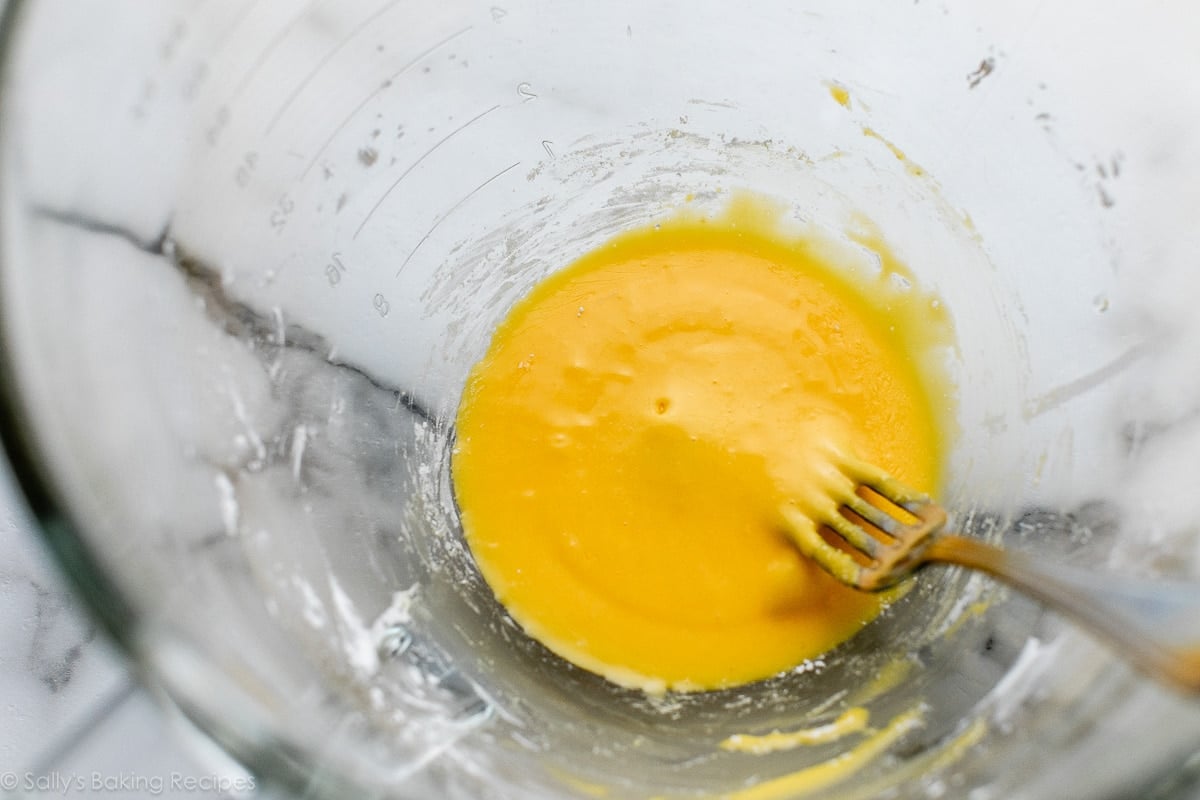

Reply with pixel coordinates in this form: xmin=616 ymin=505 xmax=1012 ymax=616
xmin=2 ymin=1 xmax=1200 ymax=797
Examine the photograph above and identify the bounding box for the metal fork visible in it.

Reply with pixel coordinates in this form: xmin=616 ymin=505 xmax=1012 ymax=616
xmin=781 ymin=460 xmax=1200 ymax=694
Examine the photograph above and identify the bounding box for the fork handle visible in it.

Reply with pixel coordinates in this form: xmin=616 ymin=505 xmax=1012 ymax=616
xmin=925 ymin=535 xmax=1200 ymax=694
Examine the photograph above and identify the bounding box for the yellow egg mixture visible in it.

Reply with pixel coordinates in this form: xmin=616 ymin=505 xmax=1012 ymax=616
xmin=452 ymin=200 xmax=953 ymax=692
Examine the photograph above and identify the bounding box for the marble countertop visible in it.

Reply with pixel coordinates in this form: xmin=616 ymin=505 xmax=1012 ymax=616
xmin=0 ymin=453 xmax=242 ymax=799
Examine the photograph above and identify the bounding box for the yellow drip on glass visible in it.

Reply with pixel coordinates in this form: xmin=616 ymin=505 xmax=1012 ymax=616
xmin=453 ymin=200 xmax=951 ymax=692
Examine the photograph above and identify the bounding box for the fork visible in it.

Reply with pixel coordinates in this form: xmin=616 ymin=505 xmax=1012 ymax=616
xmin=781 ymin=460 xmax=1200 ymax=694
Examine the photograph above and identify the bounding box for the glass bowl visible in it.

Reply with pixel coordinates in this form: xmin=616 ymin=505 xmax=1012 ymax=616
xmin=2 ymin=1 xmax=1199 ymax=797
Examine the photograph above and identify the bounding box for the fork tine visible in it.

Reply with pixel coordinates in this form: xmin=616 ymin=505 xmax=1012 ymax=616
xmin=866 ymin=475 xmax=929 ymax=514
xmin=780 ymin=505 xmax=864 ymax=586
xmin=840 ymin=493 xmax=901 ymax=537
xmin=839 ymin=459 xmax=929 ymax=511
xmin=823 ymin=508 xmax=882 ymax=558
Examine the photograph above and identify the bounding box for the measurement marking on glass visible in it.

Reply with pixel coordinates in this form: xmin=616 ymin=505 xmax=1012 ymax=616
xmin=300 ymin=26 xmax=473 ymax=179
xmin=265 ymin=0 xmax=403 ymax=134
xmin=353 ymin=104 xmax=500 ymax=240
xmin=396 ymin=161 xmax=522 ymax=276
xmin=228 ymin=0 xmax=320 ymax=101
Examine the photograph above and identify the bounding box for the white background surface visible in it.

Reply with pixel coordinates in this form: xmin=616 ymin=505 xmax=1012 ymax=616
xmin=0 ymin=454 xmax=233 ymax=799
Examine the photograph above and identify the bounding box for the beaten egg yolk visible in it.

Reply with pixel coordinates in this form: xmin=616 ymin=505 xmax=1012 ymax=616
xmin=452 ymin=216 xmax=945 ymax=692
